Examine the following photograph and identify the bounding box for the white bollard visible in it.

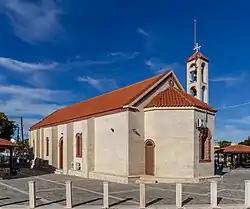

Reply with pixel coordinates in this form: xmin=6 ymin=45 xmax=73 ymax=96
xmin=103 ymin=181 xmax=109 ymax=208
xmin=245 ymin=180 xmax=250 ymax=207
xmin=28 ymin=181 xmax=36 ymax=209
xmin=210 ymin=180 xmax=217 ymax=208
xmin=140 ymin=183 xmax=146 ymax=209
xmin=65 ymin=181 xmax=72 ymax=208
xmin=176 ymin=183 xmax=182 ymax=208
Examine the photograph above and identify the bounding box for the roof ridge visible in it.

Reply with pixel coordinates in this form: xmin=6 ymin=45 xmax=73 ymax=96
xmin=60 ymin=71 xmax=169 ymax=110
xmin=30 ymin=71 xmax=170 ymax=130
xmin=171 ymin=87 xmax=193 ymax=105
xmin=174 ymin=87 xmax=213 ymax=109
xmin=145 ymin=86 xmax=216 ymax=112
xmin=29 ymin=109 xmax=61 ymax=130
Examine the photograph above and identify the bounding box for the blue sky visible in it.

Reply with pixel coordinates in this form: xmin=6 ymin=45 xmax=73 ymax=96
xmin=0 ymin=0 xmax=249 ymax=142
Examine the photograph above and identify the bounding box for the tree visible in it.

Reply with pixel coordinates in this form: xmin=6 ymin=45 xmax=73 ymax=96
xmin=0 ymin=112 xmax=16 ymax=140
xmin=238 ymin=136 xmax=250 ymax=146
xmin=217 ymin=140 xmax=232 ymax=148
xmin=18 ymin=139 xmax=29 ymax=149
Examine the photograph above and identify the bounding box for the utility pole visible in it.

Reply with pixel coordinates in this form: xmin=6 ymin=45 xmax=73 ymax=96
xmin=16 ymin=125 xmax=20 ymax=143
xmin=21 ymin=117 xmax=24 ymax=142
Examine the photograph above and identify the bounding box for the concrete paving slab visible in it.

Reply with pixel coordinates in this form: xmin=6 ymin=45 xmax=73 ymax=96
xmin=0 ymin=168 xmax=250 ymax=208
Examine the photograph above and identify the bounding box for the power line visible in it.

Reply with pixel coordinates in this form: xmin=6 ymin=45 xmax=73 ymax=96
xmin=217 ymin=101 xmax=250 ymax=110
xmin=20 ymin=117 xmax=24 ymax=142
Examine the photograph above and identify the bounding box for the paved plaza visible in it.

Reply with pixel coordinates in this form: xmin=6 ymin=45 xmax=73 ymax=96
xmin=0 ymin=168 xmax=247 ymax=208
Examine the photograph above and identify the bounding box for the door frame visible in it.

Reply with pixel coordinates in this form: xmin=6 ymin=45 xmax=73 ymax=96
xmin=144 ymin=139 xmax=155 ymax=175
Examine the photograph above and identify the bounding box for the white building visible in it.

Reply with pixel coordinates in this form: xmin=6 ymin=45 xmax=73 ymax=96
xmin=29 ymin=51 xmax=217 ymax=183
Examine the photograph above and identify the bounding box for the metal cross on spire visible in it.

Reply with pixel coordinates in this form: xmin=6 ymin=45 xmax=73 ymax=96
xmin=193 ymin=19 xmax=201 ymax=52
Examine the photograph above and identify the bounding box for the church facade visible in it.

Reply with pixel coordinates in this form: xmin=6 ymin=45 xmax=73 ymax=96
xmin=29 ymin=51 xmax=217 ymax=183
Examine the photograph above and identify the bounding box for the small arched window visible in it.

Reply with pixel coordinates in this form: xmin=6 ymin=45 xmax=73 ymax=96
xmin=76 ymin=133 xmax=82 ymax=158
xmin=46 ymin=137 xmax=49 ymax=156
xmin=190 ymin=87 xmax=197 ymax=97
xmin=190 ymin=70 xmax=197 ymax=83
xmin=202 ymin=86 xmax=206 ymax=102
xmin=201 ymin=62 xmax=205 ymax=83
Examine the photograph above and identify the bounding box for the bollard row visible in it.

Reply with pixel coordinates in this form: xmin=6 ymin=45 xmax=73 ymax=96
xmin=27 ymin=179 xmax=250 ymax=209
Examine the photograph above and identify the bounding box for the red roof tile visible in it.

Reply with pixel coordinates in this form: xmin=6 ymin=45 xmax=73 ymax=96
xmin=30 ymin=71 xmax=171 ymax=130
xmin=186 ymin=52 xmax=209 ymax=62
xmin=145 ymin=87 xmax=216 ymax=112
xmin=0 ymin=139 xmax=18 ymax=147
xmin=221 ymin=145 xmax=250 ymax=153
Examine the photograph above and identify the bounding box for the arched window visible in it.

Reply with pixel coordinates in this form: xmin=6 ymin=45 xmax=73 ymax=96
xmin=76 ymin=133 xmax=82 ymax=158
xmin=201 ymin=62 xmax=205 ymax=83
xmin=202 ymin=86 xmax=205 ymax=102
xmin=46 ymin=137 xmax=49 ymax=156
xmin=190 ymin=70 xmax=197 ymax=83
xmin=190 ymin=87 xmax=197 ymax=97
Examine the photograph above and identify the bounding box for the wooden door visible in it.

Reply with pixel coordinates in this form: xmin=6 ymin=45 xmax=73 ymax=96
xmin=59 ymin=139 xmax=63 ymax=169
xmin=145 ymin=140 xmax=155 ymax=175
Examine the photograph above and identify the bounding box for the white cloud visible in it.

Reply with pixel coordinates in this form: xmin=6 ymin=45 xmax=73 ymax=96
xmin=0 ymin=57 xmax=58 ymax=72
xmin=210 ymin=73 xmax=246 ymax=86
xmin=0 ymin=52 xmax=137 ymax=74
xmin=227 ymin=116 xmax=250 ymax=125
xmin=2 ymin=99 xmax=62 ymax=118
xmin=0 ymin=84 xmax=72 ymax=136
xmin=71 ymin=52 xmax=140 ymax=69
xmin=145 ymin=58 xmax=182 ymax=73
xmin=108 ymin=52 xmax=140 ymax=60
xmin=0 ymin=85 xmax=69 ymax=102
xmin=77 ymin=76 xmax=118 ymax=92
xmin=217 ymin=101 xmax=250 ymax=110
xmin=137 ymin=28 xmax=155 ymax=52
xmin=210 ymin=77 xmax=238 ymax=82
xmin=0 ymin=57 xmax=60 ymax=88
xmin=145 ymin=59 xmax=157 ymax=69
xmin=0 ymin=0 xmax=62 ymax=44
xmin=215 ymin=124 xmax=250 ymax=142
xmin=137 ymin=28 xmax=149 ymax=37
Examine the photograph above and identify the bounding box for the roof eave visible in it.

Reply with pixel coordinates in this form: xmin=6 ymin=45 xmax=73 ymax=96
xmin=144 ymin=106 xmax=216 ymax=114
xmin=30 ymin=106 xmax=136 ymax=131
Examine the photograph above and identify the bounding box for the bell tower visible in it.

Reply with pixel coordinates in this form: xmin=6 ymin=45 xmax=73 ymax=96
xmin=186 ymin=19 xmax=209 ymax=104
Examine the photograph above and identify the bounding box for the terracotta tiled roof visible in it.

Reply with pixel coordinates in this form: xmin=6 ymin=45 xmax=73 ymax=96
xmin=186 ymin=52 xmax=209 ymax=62
xmin=221 ymin=145 xmax=250 ymax=153
xmin=0 ymin=138 xmax=18 ymax=147
xmin=30 ymin=71 xmax=171 ymax=130
xmin=145 ymin=87 xmax=216 ymax=112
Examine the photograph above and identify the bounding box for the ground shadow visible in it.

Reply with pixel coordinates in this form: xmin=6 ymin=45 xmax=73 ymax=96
xmin=73 ymin=197 xmax=102 ymax=207
xmin=217 ymin=197 xmax=222 ymax=205
xmin=2 ymin=162 xmax=56 ymax=180
xmin=214 ymin=168 xmax=227 ymax=176
xmin=217 ymin=171 xmax=227 ymax=176
xmin=0 ymin=197 xmax=41 ymax=207
xmin=182 ymin=197 xmax=193 ymax=206
xmin=109 ymin=197 xmax=133 ymax=207
xmin=0 ymin=197 xmax=10 ymax=201
xmin=36 ymin=198 xmax=66 ymax=207
xmin=146 ymin=197 xmax=163 ymax=207
xmin=0 ymin=199 xmax=29 ymax=207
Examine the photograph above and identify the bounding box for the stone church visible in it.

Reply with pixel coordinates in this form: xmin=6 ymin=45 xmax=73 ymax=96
xmin=29 ymin=50 xmax=217 ymax=183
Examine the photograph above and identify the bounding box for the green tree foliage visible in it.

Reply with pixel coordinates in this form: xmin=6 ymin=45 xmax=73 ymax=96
xmin=217 ymin=140 xmax=232 ymax=148
xmin=238 ymin=136 xmax=250 ymax=146
xmin=18 ymin=139 xmax=29 ymax=149
xmin=0 ymin=112 xmax=16 ymax=140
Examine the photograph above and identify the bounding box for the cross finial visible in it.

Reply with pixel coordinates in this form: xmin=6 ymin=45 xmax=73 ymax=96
xmin=194 ymin=42 xmax=201 ymax=52
xmin=193 ymin=19 xmax=201 ymax=52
